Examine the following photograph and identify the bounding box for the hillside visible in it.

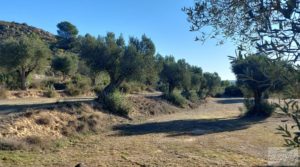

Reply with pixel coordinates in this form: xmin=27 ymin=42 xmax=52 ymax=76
xmin=0 ymin=21 xmax=56 ymax=43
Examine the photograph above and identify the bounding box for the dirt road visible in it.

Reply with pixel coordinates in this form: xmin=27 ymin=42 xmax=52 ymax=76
xmin=0 ymin=98 xmax=285 ymax=167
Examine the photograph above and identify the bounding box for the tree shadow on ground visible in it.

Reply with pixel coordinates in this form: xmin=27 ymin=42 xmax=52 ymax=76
xmin=216 ymin=98 xmax=244 ymax=104
xmin=113 ymin=116 xmax=265 ymax=137
xmin=0 ymin=99 xmax=96 ymax=114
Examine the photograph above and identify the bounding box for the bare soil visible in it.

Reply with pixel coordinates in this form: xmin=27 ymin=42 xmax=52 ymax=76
xmin=0 ymin=97 xmax=288 ymax=167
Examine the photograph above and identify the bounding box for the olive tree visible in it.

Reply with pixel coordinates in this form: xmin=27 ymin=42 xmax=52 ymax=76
xmin=230 ymin=54 xmax=289 ymax=116
xmin=0 ymin=35 xmax=51 ymax=90
xmin=52 ymin=52 xmax=79 ymax=80
xmin=80 ymin=33 xmax=156 ymax=96
xmin=160 ymin=56 xmax=192 ymax=94
xmin=183 ymin=0 xmax=300 ymax=62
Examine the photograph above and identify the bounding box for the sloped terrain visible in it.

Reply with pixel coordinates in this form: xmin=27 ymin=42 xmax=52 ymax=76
xmin=0 ymin=21 xmax=56 ymax=42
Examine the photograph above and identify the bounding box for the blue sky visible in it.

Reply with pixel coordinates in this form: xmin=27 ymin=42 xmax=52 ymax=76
xmin=0 ymin=0 xmax=236 ymax=80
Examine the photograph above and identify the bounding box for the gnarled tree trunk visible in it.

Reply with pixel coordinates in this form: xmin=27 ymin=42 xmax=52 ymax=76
xmin=253 ymin=90 xmax=264 ymax=115
xmin=19 ymin=69 xmax=28 ymax=90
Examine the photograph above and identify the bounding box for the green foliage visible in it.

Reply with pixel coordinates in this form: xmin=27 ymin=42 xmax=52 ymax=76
xmin=43 ymin=88 xmax=58 ymax=98
xmin=40 ymin=78 xmax=60 ymax=90
xmin=276 ymin=100 xmax=300 ymax=147
xmin=119 ymin=82 xmax=147 ymax=94
xmin=66 ymin=75 xmax=91 ymax=96
xmin=52 ymin=51 xmax=79 ymax=79
xmin=56 ymin=21 xmax=79 ymax=50
xmin=164 ymin=90 xmax=187 ymax=107
xmin=160 ymin=56 xmax=192 ymax=94
xmin=102 ymin=90 xmax=132 ymax=116
xmin=0 ymin=35 xmax=51 ymax=90
xmin=183 ymin=1 xmax=300 ymax=62
xmin=202 ymin=72 xmax=221 ymax=97
xmin=197 ymin=88 xmax=209 ymax=99
xmin=243 ymin=99 xmax=275 ymax=117
xmin=0 ymin=72 xmax=20 ymax=89
xmin=157 ymin=82 xmax=169 ymax=94
xmin=93 ymin=71 xmax=110 ymax=93
xmin=182 ymin=89 xmax=199 ymax=103
xmin=281 ymin=66 xmax=300 ymax=99
xmin=223 ymin=85 xmax=243 ymax=97
xmin=80 ymin=33 xmax=157 ymax=95
xmin=230 ymin=54 xmax=289 ymax=116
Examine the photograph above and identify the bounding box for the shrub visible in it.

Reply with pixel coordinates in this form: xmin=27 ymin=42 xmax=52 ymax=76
xmin=181 ymin=89 xmax=199 ymax=103
xmin=29 ymin=80 xmax=42 ymax=89
xmin=119 ymin=82 xmax=147 ymax=94
xmin=35 ymin=116 xmax=51 ymax=125
xmin=243 ymin=98 xmax=275 ymax=117
xmin=40 ymin=79 xmax=59 ymax=90
xmin=66 ymin=74 xmax=91 ymax=96
xmin=164 ymin=91 xmax=187 ymax=107
xmin=102 ymin=90 xmax=132 ymax=116
xmin=0 ymin=87 xmax=8 ymax=99
xmin=223 ymin=85 xmax=243 ymax=97
xmin=157 ymin=82 xmax=169 ymax=94
xmin=43 ymin=88 xmax=58 ymax=98
xmin=66 ymin=84 xmax=81 ymax=96
xmin=197 ymin=89 xmax=208 ymax=99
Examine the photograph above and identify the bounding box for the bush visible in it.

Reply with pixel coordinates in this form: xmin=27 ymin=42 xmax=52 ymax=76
xmin=223 ymin=85 xmax=243 ymax=97
xmin=157 ymin=82 xmax=169 ymax=94
xmin=197 ymin=89 xmax=208 ymax=99
xmin=119 ymin=82 xmax=147 ymax=94
xmin=43 ymin=88 xmax=58 ymax=98
xmin=0 ymin=87 xmax=8 ymax=99
xmin=243 ymin=98 xmax=275 ymax=117
xmin=66 ymin=75 xmax=92 ymax=96
xmin=102 ymin=90 xmax=132 ymax=116
xmin=66 ymin=84 xmax=81 ymax=96
xmin=40 ymin=79 xmax=59 ymax=90
xmin=164 ymin=91 xmax=187 ymax=107
xmin=181 ymin=89 xmax=199 ymax=103
xmin=35 ymin=116 xmax=51 ymax=125
xmin=29 ymin=80 xmax=42 ymax=89
xmin=0 ymin=72 xmax=19 ymax=90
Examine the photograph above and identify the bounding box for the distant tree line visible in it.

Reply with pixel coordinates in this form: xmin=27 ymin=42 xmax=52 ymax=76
xmin=0 ymin=21 xmax=230 ymax=113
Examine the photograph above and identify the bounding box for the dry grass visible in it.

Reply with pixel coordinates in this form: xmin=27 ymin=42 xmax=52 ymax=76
xmin=0 ymin=88 xmax=8 ymax=100
xmin=0 ymin=98 xmax=288 ymax=166
xmin=0 ymin=102 xmax=119 ymax=141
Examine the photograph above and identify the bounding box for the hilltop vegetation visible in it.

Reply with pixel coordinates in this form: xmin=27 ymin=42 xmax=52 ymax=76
xmin=0 ymin=21 xmax=55 ymax=43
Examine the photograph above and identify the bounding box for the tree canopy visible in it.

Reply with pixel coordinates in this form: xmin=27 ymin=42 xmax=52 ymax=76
xmin=56 ymin=21 xmax=79 ymax=50
xmin=52 ymin=51 xmax=79 ymax=80
xmin=80 ymin=32 xmax=157 ymax=95
xmin=183 ymin=0 xmax=300 ymax=62
xmin=230 ymin=54 xmax=290 ymax=116
xmin=0 ymin=35 xmax=51 ymax=90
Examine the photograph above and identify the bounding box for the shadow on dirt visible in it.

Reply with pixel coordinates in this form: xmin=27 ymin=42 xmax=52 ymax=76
xmin=216 ymin=98 xmax=244 ymax=104
xmin=0 ymin=99 xmax=96 ymax=113
xmin=113 ymin=117 xmax=265 ymax=137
